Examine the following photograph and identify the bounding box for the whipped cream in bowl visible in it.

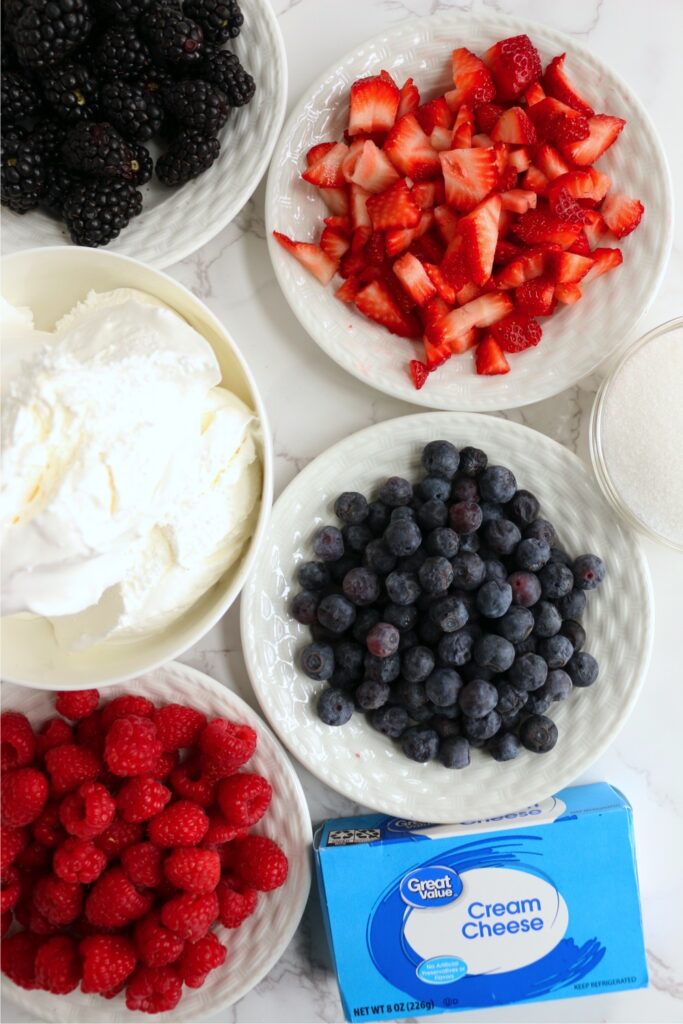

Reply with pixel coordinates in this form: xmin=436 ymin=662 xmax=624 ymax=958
xmin=1 ymin=248 xmax=272 ymax=689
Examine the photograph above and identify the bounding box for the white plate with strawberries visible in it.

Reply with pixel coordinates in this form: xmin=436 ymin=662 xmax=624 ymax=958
xmin=266 ymin=13 xmax=672 ymax=410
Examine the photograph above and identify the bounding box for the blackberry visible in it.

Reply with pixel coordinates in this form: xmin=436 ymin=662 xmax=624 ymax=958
xmin=1 ymin=130 xmax=45 ymax=213
xmin=199 ymin=47 xmax=254 ymax=106
xmin=62 ymin=177 xmax=142 ymax=246
xmin=12 ymin=0 xmax=95 ymax=70
xmin=93 ymin=26 xmax=152 ymax=80
xmin=41 ymin=164 xmax=83 ymax=215
xmin=94 ymin=0 xmax=155 ymax=22
xmin=131 ymin=142 xmax=153 ymax=185
xmin=1 ymin=71 xmax=43 ymax=125
xmin=100 ymin=79 xmax=163 ymax=142
xmin=41 ymin=63 xmax=99 ymax=122
xmin=183 ymin=0 xmax=242 ymax=42
xmin=63 ymin=121 xmax=137 ymax=179
xmin=156 ymin=128 xmax=219 ymax=185
xmin=30 ymin=117 xmax=63 ymax=160
xmin=141 ymin=7 xmax=204 ymax=64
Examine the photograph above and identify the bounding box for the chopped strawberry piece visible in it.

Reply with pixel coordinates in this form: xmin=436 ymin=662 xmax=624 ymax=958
xmin=383 ymin=113 xmax=441 ymax=181
xmin=495 ymin=166 xmax=518 ymax=193
xmin=507 ymin=146 xmax=532 ymax=172
xmin=527 ymin=97 xmax=590 ymax=146
xmin=422 ymin=298 xmax=454 ymax=364
xmin=412 ymin=182 xmax=437 ymax=210
xmin=432 ymin=294 xmax=513 ymax=351
xmin=335 ymin=277 xmax=361 ymax=303
xmin=393 ymin=252 xmax=438 ymax=306
xmin=301 ymin=142 xmax=349 ymax=187
xmin=567 ymin=231 xmax=591 ymax=256
xmin=441 ymin=237 xmax=471 ymax=291
xmin=397 ymin=77 xmax=420 ymax=118
xmin=345 ymin=139 xmax=401 ymax=193
xmin=272 ymin=232 xmax=337 ymax=284
xmin=449 ymin=47 xmax=496 ymax=107
xmin=338 ymin=248 xmax=366 ymax=278
xmin=491 ymin=106 xmax=537 ymax=144
xmin=546 ymin=251 xmax=594 ymax=284
xmin=349 ymin=183 xmax=371 ymax=229
xmin=430 ymin=126 xmax=454 ymax=152
xmin=490 ymin=312 xmax=543 ymax=352
xmin=543 ymin=53 xmax=594 ymax=116
xmin=582 ymin=247 xmax=623 ymax=283
xmin=601 ymin=192 xmax=644 ymax=238
xmin=348 ymin=73 xmax=400 ymax=136
xmin=323 ymin=215 xmax=351 ymax=232
xmin=471 ymin=132 xmax=493 ymax=148
xmin=321 ymin=187 xmax=349 ymax=216
xmin=561 ymin=114 xmax=626 ymax=165
xmin=365 ymin=231 xmax=386 ymax=267
xmin=523 ymin=81 xmax=546 ymax=107
xmin=306 ymin=142 xmax=335 ymax=167
xmin=433 ymin=204 xmax=460 ymax=244
xmin=476 ymin=335 xmax=510 ymax=374
xmin=355 ymin=279 xmax=421 ymax=337
xmin=523 ymin=165 xmax=549 ymax=194
xmin=351 ymin=225 xmax=372 ymax=252
xmin=547 ymin=168 xmax=611 ymax=206
xmin=474 ymin=104 xmax=504 ymax=136
xmin=459 ymin=194 xmax=502 ymax=285
xmin=451 ymin=104 xmax=474 ymax=148
xmin=555 ymin=283 xmax=583 ymax=304
xmin=513 ymin=210 xmax=581 ymax=247
xmin=499 ymin=189 xmax=537 ymax=214
xmin=405 ymin=222 xmax=443 ymax=262
xmin=515 ymin=277 xmax=556 ymax=316
xmin=439 ymin=147 xmax=498 ymax=213
xmin=416 ymin=97 xmax=453 ymax=135
xmin=422 ymin=263 xmax=456 ymax=304
xmin=385 ymin=210 xmax=433 ymax=257
xmin=494 ymin=240 xmax=523 ymax=265
xmin=582 ymin=209 xmax=608 ymax=247
xmin=494 ymin=246 xmax=550 ymax=288
xmin=534 ymin=144 xmax=570 ymax=180
xmin=409 ymin=359 xmax=430 ymax=389
xmin=548 ymin=187 xmax=588 ymax=225
xmin=320 ymin=226 xmax=350 ymax=264
xmin=484 ymin=34 xmax=542 ymax=102
xmin=454 ymin=281 xmax=481 ymax=305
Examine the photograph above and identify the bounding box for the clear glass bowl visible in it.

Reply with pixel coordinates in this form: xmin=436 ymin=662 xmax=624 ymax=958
xmin=590 ymin=316 xmax=683 ymax=551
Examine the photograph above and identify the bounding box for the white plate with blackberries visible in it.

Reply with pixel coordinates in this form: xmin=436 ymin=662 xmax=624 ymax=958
xmin=241 ymin=412 xmax=654 ymax=822
xmin=1 ymin=0 xmax=287 ymax=267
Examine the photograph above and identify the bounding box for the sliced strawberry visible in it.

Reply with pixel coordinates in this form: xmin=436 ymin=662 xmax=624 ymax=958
xmin=582 ymin=247 xmax=623 ymax=283
xmin=422 ymin=263 xmax=456 ymax=304
xmin=406 ymin=224 xmax=443 ymax=263
xmin=523 ymin=165 xmax=549 ymax=194
xmin=439 ymin=147 xmax=498 ymax=213
xmin=496 ymin=165 xmax=518 ymax=193
xmin=452 ymin=103 xmax=474 ymax=148
xmin=432 ymin=293 xmax=513 ymax=351
xmin=355 ymin=279 xmax=420 ymax=337
xmin=534 ymin=144 xmax=570 ymax=181
xmin=349 ymin=183 xmax=371 ymax=229
xmin=416 ymin=97 xmax=453 ymax=135
xmin=491 ymin=106 xmax=537 ymax=144
xmin=524 ymin=81 xmax=546 ymax=107
xmin=555 ymin=283 xmax=582 ymax=304
xmin=345 ymin=139 xmax=401 ymax=193
xmin=490 ymin=312 xmax=542 ymax=352
xmin=449 ymin=47 xmax=496 ymax=107
xmin=306 ymin=142 xmax=335 ymax=167
xmin=320 ymin=226 xmax=350 ymax=264
xmin=393 ymin=252 xmax=438 ymax=306
xmin=338 ymin=248 xmax=367 ymax=278
xmin=433 ymin=204 xmax=461 ymax=244
xmin=527 ymin=97 xmax=589 ymax=146
xmin=494 ymin=246 xmax=551 ymax=288
xmin=430 ymin=126 xmax=454 ymax=152
xmin=423 ymin=335 xmax=452 ymax=369
xmin=601 ymin=192 xmax=644 ymax=238
xmin=397 ymin=77 xmax=420 ymax=118
xmin=498 ymin=207 xmax=513 ymax=240
xmin=515 ymin=277 xmax=556 ymax=316
xmin=321 ymin=187 xmax=350 ymax=216
xmin=546 ymin=250 xmax=594 ymax=284
xmin=548 ymin=168 xmax=611 ymax=205
xmin=441 ymin=237 xmax=471 ymax=291
xmin=500 ymin=189 xmax=537 ymax=214
xmin=412 ymin=182 xmax=437 ymax=210
xmin=335 ymin=276 xmax=361 ymax=302
xmin=385 ymin=210 xmax=433 ymax=257
xmin=494 ymin=240 xmax=523 ymax=265
xmin=341 ymin=139 xmax=365 ymax=181
xmin=548 ymin=187 xmax=588 ymax=225
xmin=513 ymin=209 xmax=581 ymax=247
xmin=324 ymin=215 xmax=351 ymax=232
xmin=422 ymin=297 xmax=454 ymax=365
xmin=493 ymin=143 xmax=509 ymax=176
xmin=301 ymin=142 xmax=349 ymax=187
xmin=507 ymin=146 xmax=532 ymax=172
xmin=459 ymin=194 xmax=502 ymax=285
xmin=583 ymin=209 xmax=608 ymax=248
xmin=567 ymin=231 xmax=591 ymax=256
xmin=542 ymin=53 xmax=594 ymax=116
xmin=365 ymin=231 xmax=386 ymax=266
xmin=383 ymin=113 xmax=441 ymax=181
xmin=454 ymin=281 xmax=481 ymax=305
xmin=273 ymin=231 xmax=337 ymax=284
xmin=476 ymin=335 xmax=510 ymax=374
xmin=484 ymin=35 xmax=542 ymax=102
xmin=348 ymin=73 xmax=400 ymax=136
xmin=472 ymin=132 xmax=494 ymax=148
xmin=561 ymin=114 xmax=626 ymax=165
xmin=409 ymin=359 xmax=430 ymax=389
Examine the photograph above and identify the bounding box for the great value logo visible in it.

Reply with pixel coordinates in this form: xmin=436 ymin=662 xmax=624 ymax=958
xmin=400 ymin=866 xmax=463 ymax=909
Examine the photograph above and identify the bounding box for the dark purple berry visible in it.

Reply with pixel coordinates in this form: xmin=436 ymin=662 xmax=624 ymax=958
xmin=519 ymin=714 xmax=558 ymax=753
xmin=300 ymin=643 xmax=334 ymax=681
xmin=366 ymin=622 xmax=400 ymax=658
xmin=334 ymin=491 xmax=369 ymax=524
xmin=439 ymin=735 xmax=470 ymax=768
xmin=313 ymin=525 xmax=344 ymax=561
xmin=401 ymin=726 xmax=439 ymax=762
xmin=317 ymin=594 xmax=356 ymax=634
xmin=567 ymin=652 xmax=599 ymax=687
xmin=538 ymin=562 xmax=574 ymax=599
xmin=572 ymin=554 xmax=605 ymax=590
xmin=379 ymin=476 xmax=413 ymax=507
xmin=488 ymin=731 xmax=520 ymax=761
xmin=342 ymin=567 xmax=380 ymax=606
xmin=317 ymin=687 xmax=354 ymax=726
xmin=291 ymin=590 xmax=319 ymax=625
xmin=425 ymin=668 xmax=462 ymax=707
xmin=508 ymin=571 xmax=542 ymax=607
xmin=509 ymin=652 xmax=548 ymax=691
xmin=421 ymin=440 xmax=459 ymax=479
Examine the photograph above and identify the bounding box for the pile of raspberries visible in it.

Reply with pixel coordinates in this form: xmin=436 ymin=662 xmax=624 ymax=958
xmin=0 ymin=689 xmax=288 ymax=1014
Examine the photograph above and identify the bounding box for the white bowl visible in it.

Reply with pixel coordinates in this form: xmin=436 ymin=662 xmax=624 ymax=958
xmin=266 ymin=11 xmax=673 ymax=411
xmin=241 ymin=412 xmax=654 ymax=823
xmin=0 ymin=663 xmax=312 ymax=1024
xmin=1 ymin=0 xmax=287 ymax=269
xmin=1 ymin=247 xmax=273 ymax=689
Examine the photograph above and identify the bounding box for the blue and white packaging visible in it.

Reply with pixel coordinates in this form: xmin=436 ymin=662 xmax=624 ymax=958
xmin=315 ymin=783 xmax=647 ymax=1021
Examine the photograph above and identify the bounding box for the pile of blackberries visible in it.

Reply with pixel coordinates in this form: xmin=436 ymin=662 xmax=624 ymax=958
xmin=291 ymin=440 xmax=605 ymax=769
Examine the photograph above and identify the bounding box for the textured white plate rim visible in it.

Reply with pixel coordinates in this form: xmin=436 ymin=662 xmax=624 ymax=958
xmin=241 ymin=411 xmax=654 ymax=822
xmin=1 ymin=661 xmax=313 ymax=1024
xmin=265 ymin=11 xmax=674 ymax=411
xmin=1 ymin=0 xmax=288 ymax=271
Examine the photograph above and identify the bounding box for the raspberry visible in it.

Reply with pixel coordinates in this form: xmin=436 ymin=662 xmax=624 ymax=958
xmin=34 ymin=935 xmax=80 ymax=994
xmin=105 ymin=716 xmax=162 ymax=777
xmin=160 ymin=890 xmax=219 ymax=941
xmin=100 ymin=696 xmax=154 ymax=731
xmin=148 ymin=800 xmax=209 ymax=848
xmin=227 ymin=835 xmax=288 ymax=892
xmin=75 ymin=711 xmax=105 ymax=756
xmin=44 ymin=744 xmax=100 ymax=797
xmin=80 ymin=934 xmax=137 ymax=994
xmin=153 ymin=704 xmax=207 ymax=752
xmin=177 ymin=931 xmax=226 ymax=988
xmin=35 ymin=718 xmax=74 ymax=758
xmin=55 ymin=689 xmax=100 ymax=721
xmin=199 ymin=719 xmax=256 ymax=779
xmin=126 ymin=964 xmax=182 ymax=1014
xmin=32 ymin=800 xmax=69 ymax=848
xmin=59 ymin=781 xmax=116 ymax=838
xmin=0 ymin=825 xmax=27 ymax=872
xmin=94 ymin=816 xmax=144 ymax=858
xmin=214 ymin=836 xmax=248 ymax=868
xmin=85 ymin=866 xmax=153 ymax=928
xmin=117 ymin=776 xmax=171 ymax=823
xmin=1 ymin=910 xmax=11 ymax=937
xmin=53 ymin=838 xmax=107 ymax=884
xmin=120 ymin=843 xmax=164 ymax=888
xmin=1 ymin=712 xmax=36 ymax=770
xmin=1 ymin=866 xmax=20 ymax=912
xmin=164 ymin=848 xmax=220 ymax=894
xmin=202 ymin=814 xmax=248 ymax=847
xmin=25 ymin=905 xmax=60 ymax=936
xmin=217 ymin=773 xmax=272 ymax=827
xmin=33 ymin=874 xmax=83 ymax=925
xmin=217 ymin=873 xmax=258 ymax=928
xmin=169 ymin=755 xmax=215 ymax=806
xmin=134 ymin=910 xmax=185 ymax=967
xmin=1 ymin=931 xmax=41 ymax=989
xmin=150 ymin=749 xmax=179 ymax=780
xmin=1 ymin=768 xmax=49 ymax=827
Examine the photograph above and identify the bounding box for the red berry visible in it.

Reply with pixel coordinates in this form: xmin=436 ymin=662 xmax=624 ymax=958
xmin=1 ymin=713 xmax=36 ymax=771
xmin=153 ymin=704 xmax=207 ymax=752
xmin=148 ymin=800 xmax=209 ymax=848
xmin=80 ymin=934 xmax=137 ymax=994
xmin=120 ymin=842 xmax=164 ymax=888
xmin=126 ymin=964 xmax=182 ymax=1013
xmin=116 ymin=775 xmax=171 ymax=824
xmin=55 ymin=690 xmax=100 ymax=722
xmin=227 ymin=835 xmax=288 ymax=892
xmin=0 ymin=825 xmax=27 ymax=872
xmin=217 ymin=773 xmax=272 ymax=828
xmin=32 ymin=801 xmax=67 ymax=848
xmin=35 ymin=718 xmax=74 ymax=758
xmin=44 ymin=744 xmax=100 ymax=797
xmin=34 ymin=935 xmax=81 ymax=994
xmin=0 ymin=866 xmax=20 ymax=912
xmin=104 ymin=717 xmax=162 ymax=777
xmin=199 ymin=718 xmax=257 ymax=779
xmin=177 ymin=931 xmax=226 ymax=988
xmin=160 ymin=891 xmax=219 ymax=941
xmin=202 ymin=814 xmax=248 ymax=847
xmin=75 ymin=711 xmax=105 ymax=756
xmin=217 ymin=873 xmax=258 ymax=929
xmin=85 ymin=866 xmax=153 ymax=928
xmin=33 ymin=874 xmax=83 ymax=925
xmin=53 ymin=838 xmax=107 ymax=884
xmin=1 ymin=931 xmax=42 ymax=989
xmin=94 ymin=816 xmax=144 ymax=859
xmin=100 ymin=696 xmax=155 ymax=731
xmin=149 ymin=748 xmax=179 ymax=781
xmin=134 ymin=910 xmax=185 ymax=968
xmin=59 ymin=781 xmax=116 ymax=838
xmin=1 ymin=768 xmax=49 ymax=827
xmin=164 ymin=848 xmax=220 ymax=894
xmin=169 ymin=755 xmax=215 ymax=807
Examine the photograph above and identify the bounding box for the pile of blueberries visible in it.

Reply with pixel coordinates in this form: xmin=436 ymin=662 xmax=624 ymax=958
xmin=291 ymin=440 xmax=605 ymax=769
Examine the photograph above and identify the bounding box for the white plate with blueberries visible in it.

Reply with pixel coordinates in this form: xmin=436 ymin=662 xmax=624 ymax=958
xmin=241 ymin=412 xmax=654 ymax=822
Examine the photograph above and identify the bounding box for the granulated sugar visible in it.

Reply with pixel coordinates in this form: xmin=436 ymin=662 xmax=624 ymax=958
xmin=601 ymin=325 xmax=683 ymax=546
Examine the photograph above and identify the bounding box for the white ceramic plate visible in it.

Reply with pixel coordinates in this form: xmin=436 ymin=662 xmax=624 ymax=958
xmin=266 ymin=13 xmax=673 ymax=411
xmin=1 ymin=0 xmax=287 ymax=269
xmin=1 ymin=662 xmax=312 ymax=1023
xmin=241 ymin=412 xmax=654 ymax=822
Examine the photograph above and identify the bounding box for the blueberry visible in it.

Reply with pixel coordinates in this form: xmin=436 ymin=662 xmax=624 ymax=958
xmin=367 ymin=500 xmax=390 ymax=535
xmin=366 ymin=622 xmax=400 ymax=658
xmin=334 ymin=491 xmax=369 ymax=525
xmin=545 ymin=669 xmax=573 ymax=701
xmin=291 ymin=590 xmax=319 ymax=625
xmin=508 ymin=571 xmax=542 ymax=607
xmin=507 ymin=489 xmax=540 ymax=527
xmin=459 ymin=679 xmax=498 ymax=718
xmin=371 ymin=705 xmax=410 ymax=738
xmin=379 ymin=476 xmax=413 ymax=507
xmin=297 ymin=561 xmax=330 ymax=591
xmin=401 ymin=645 xmax=435 ymax=683
xmin=429 ymin=595 xmax=469 ymax=633
xmin=549 ymin=547 xmax=573 ymax=566
xmin=519 ymin=714 xmax=558 ymax=753
xmin=539 ymin=562 xmax=574 ymax=599
xmin=334 ymin=641 xmax=364 ymax=680
xmin=364 ymin=651 xmax=400 ymax=683
xmin=393 ymin=679 xmax=427 ymax=713
xmin=317 ymin=687 xmax=354 ymax=726
xmin=352 ymin=607 xmax=381 ymax=643
xmin=439 ymin=735 xmax=470 ymax=768
xmin=450 ymin=476 xmax=479 ymax=503
xmin=313 ymin=525 xmax=345 ymax=561
xmin=363 ymin=539 xmax=397 ymax=575
xmin=328 ymin=552 xmax=361 ymax=584
xmin=438 ymin=627 xmax=476 ymax=667
xmin=398 ymin=629 xmax=418 ymax=651
xmin=509 ymin=652 xmax=548 ymax=691
xmin=391 ymin=506 xmax=416 ymax=522
xmin=514 ymin=538 xmax=550 ymax=572
xmin=418 ymin=476 xmax=451 ymax=502
xmin=499 ymin=710 xmax=524 ymax=731
xmin=459 ymin=659 xmax=491 ymax=682
xmin=342 ymin=567 xmax=380 ymax=606
xmin=428 ymin=702 xmax=460 ymax=720
xmin=459 ymin=446 xmax=488 ymax=477
xmin=426 ymin=527 xmax=460 ymax=558
xmin=463 ymin=710 xmax=501 ymax=741
xmin=533 ymin=600 xmax=562 ymax=638
xmin=300 ymin=643 xmax=334 ymax=680
xmin=409 ymin=704 xmax=436 ymax=724
xmin=317 ymin=594 xmax=356 ymax=634
xmin=355 ymin=679 xmax=390 ymax=710
xmin=458 ymin=532 xmax=480 ymax=554
xmin=484 ymin=559 xmax=507 ymax=583
xmin=416 ymin=499 xmax=448 ymax=532
xmin=524 ymin=518 xmax=558 ymax=547
xmin=488 ymin=731 xmax=521 ymax=762
xmin=567 ymin=652 xmax=599 ymax=687
xmin=473 ymin=634 xmax=515 ymax=673
xmin=560 ymin=619 xmax=585 ymax=651
xmin=425 ymin=668 xmax=462 ymax=707
xmin=384 ymin=518 xmax=422 ymax=557
xmin=397 ymin=548 xmax=428 ymax=573
xmin=557 ymin=588 xmax=587 ymax=620
xmin=496 ymin=606 xmax=534 ymax=642
xmin=385 ymin=571 xmax=420 ymax=606
xmin=401 ymin=726 xmax=439 ymax=762
xmin=432 ymin=715 xmax=461 ymax=739
xmin=485 ymin=518 xmax=521 ymax=555
xmin=451 ymin=552 xmax=486 ymax=591
xmin=479 ymin=465 xmax=517 ymax=503
xmin=480 ymin=501 xmax=503 ymax=524
xmin=449 ymin=500 xmax=483 ymax=535
xmin=343 ymin=523 xmax=373 ymax=553
xmin=477 ymin=580 xmax=513 ymax=619
xmin=572 ymin=554 xmax=605 ymax=590
xmin=421 ymin=440 xmax=460 ymax=480
xmin=419 ymin=617 xmax=444 ymax=646
xmin=495 ymin=682 xmax=526 ymax=717
xmin=524 ymin=690 xmax=553 ymax=715
xmin=538 ymin=634 xmax=573 ymax=668
xmin=514 ymin=636 xmax=538 ymax=656
xmin=418 ymin=556 xmax=453 ymax=594
xmin=383 ymin=604 xmax=418 ymax=631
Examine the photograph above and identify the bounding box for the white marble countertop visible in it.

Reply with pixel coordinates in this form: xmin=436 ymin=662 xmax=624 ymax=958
xmin=4 ymin=1 xmax=683 ymax=1022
